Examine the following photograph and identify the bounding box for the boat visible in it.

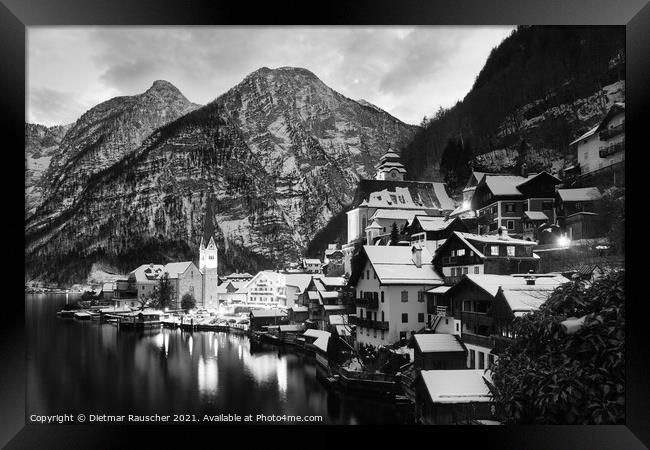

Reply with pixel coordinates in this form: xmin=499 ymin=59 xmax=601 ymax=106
xmin=57 ymin=310 xmax=76 ymax=319
xmin=73 ymin=311 xmax=92 ymax=320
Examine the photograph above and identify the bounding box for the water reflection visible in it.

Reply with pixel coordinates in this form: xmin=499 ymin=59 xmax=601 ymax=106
xmin=27 ymin=294 xmax=413 ymax=424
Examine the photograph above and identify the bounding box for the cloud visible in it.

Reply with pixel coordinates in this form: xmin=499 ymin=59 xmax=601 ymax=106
xmin=27 ymin=26 xmax=514 ymax=126
xmin=27 ymin=87 xmax=88 ymax=126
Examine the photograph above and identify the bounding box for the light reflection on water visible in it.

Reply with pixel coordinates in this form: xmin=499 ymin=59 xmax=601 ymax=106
xmin=26 ymin=294 xmax=413 ymax=424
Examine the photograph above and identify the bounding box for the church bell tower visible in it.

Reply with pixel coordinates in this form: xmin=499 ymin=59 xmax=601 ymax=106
xmin=200 ymin=197 xmax=220 ymax=308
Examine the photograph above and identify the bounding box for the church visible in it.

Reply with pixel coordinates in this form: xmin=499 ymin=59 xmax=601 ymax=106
xmin=199 ymin=197 xmax=221 ymax=309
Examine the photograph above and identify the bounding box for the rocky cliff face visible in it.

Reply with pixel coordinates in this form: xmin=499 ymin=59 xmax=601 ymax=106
xmin=25 ymin=123 xmax=71 ymax=216
xmin=25 ymin=68 xmax=418 ymax=284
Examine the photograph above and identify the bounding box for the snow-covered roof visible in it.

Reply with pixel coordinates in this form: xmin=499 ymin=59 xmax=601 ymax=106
xmin=371 ymin=209 xmax=427 ymax=221
xmin=304 ymin=328 xmax=331 ymax=350
xmin=307 ymin=291 xmax=321 ymax=301
xmin=363 ymin=245 xmax=444 ymax=286
xmin=458 ymin=274 xmax=566 ymax=298
xmin=129 ymin=264 xmax=166 ymax=282
xmin=498 ymin=286 xmax=557 ymax=314
xmin=557 ymin=187 xmax=602 ymax=202
xmin=427 ymin=285 xmax=451 ymax=294
xmin=569 ymin=125 xmax=599 ymax=146
xmin=323 ymin=304 xmax=348 ymax=311
xmin=278 ymin=324 xmax=304 ymax=332
xmin=289 ymin=305 xmax=308 ymax=313
xmin=523 ymin=211 xmax=549 ymax=221
xmin=365 ymin=220 xmax=383 ymax=230
xmin=320 ymin=291 xmax=340 ymax=300
xmin=303 ymin=329 xmax=330 ymax=339
xmin=412 ymin=215 xmax=458 ymax=232
xmin=483 ymin=175 xmax=528 ymax=196
xmin=414 ymin=334 xmax=465 ymax=353
xmin=303 ymin=258 xmax=322 ymax=265
xmin=335 ymin=324 xmax=353 ymax=337
xmin=456 ymin=231 xmax=537 ymax=247
xmin=328 ymin=314 xmax=349 ymax=325
xmin=350 ymin=180 xmax=455 ymax=211
xmin=284 ymin=273 xmax=313 ymax=293
xmin=420 ymin=370 xmax=492 ymax=404
xmin=163 ymin=262 xmax=194 ymax=279
xmin=318 ymin=276 xmax=347 ymax=287
xmin=250 ymin=308 xmax=287 ymax=318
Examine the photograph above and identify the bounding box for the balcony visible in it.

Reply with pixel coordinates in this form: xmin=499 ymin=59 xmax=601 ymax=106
xmin=461 ymin=311 xmax=493 ymax=327
xmin=348 ymin=316 xmax=389 ymax=331
xmin=355 ymin=297 xmax=379 ymax=309
xmin=599 ymin=122 xmax=624 ymax=140
xmin=599 ymin=139 xmax=625 ymax=158
xmin=461 ymin=332 xmax=494 ymax=349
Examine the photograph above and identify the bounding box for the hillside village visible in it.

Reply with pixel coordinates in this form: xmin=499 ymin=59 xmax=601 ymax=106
xmin=52 ymin=98 xmax=624 ymax=425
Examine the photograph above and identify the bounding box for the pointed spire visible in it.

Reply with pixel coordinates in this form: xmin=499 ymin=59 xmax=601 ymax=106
xmin=202 ymin=195 xmax=216 ymax=245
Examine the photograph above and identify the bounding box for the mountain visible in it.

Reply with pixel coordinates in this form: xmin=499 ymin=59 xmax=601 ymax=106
xmin=401 ymin=26 xmax=625 ymax=188
xmin=25 ymin=123 xmax=72 ymax=216
xmin=25 ymin=67 xmax=418 ymax=284
xmin=28 ymin=80 xmax=200 ymax=222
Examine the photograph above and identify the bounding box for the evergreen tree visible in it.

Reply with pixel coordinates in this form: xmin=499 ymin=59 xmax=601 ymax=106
xmin=181 ymin=292 xmax=196 ymax=312
xmin=389 ymin=222 xmax=400 ymax=246
xmin=152 ymin=272 xmax=174 ymax=310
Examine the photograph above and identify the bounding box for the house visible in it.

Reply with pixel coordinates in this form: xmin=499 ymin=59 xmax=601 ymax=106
xmin=489 ymin=283 xmax=567 ymax=355
xmin=101 ymin=282 xmax=114 ymax=301
xmin=404 ymin=215 xmax=468 ymax=255
xmin=570 ymin=102 xmax=625 ymax=176
xmin=350 ymin=244 xmax=444 ymax=346
xmin=323 ymin=243 xmax=345 ymax=276
xmin=472 ymin=172 xmax=561 ymax=238
xmin=303 ymin=329 xmax=333 ymax=367
xmin=413 ymin=333 xmax=467 ymax=370
xmin=345 ymin=149 xmax=455 ymax=246
xmin=249 ymin=308 xmax=288 ymax=331
xmin=441 ymin=274 xmax=566 ymax=368
xmin=432 ymin=230 xmax=539 ymax=285
xmin=238 ymin=271 xmax=287 ymax=307
xmin=215 ymin=280 xmax=247 ymax=306
xmin=224 ymin=272 xmax=254 ymax=283
xmin=114 ymin=261 xmax=203 ymax=310
xmin=303 ymin=276 xmax=351 ymax=330
xmin=555 ymin=187 xmax=604 ymax=240
xmin=561 ymin=264 xmax=605 ymax=282
xmin=415 ymin=370 xmax=496 ymax=425
xmin=303 ymin=258 xmax=323 ymax=274
xmin=284 ymin=273 xmax=314 ymax=308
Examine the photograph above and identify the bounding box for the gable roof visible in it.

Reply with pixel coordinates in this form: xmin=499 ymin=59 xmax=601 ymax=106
xmin=497 ymin=286 xmax=558 ymax=316
xmin=164 ymin=261 xmax=194 ymax=279
xmin=414 ymin=334 xmax=466 ymax=353
xmin=249 ymin=308 xmax=287 ymax=318
xmin=361 ymin=245 xmax=444 ymax=286
xmin=371 ymin=209 xmax=427 ymax=221
xmin=435 ymin=232 xmax=536 ymax=261
xmin=477 ymin=172 xmax=559 ymax=199
xmin=411 ymin=215 xmax=463 ymax=232
xmin=569 ymin=124 xmax=599 ymax=146
xmin=129 ymin=264 xmax=166 ymax=282
xmin=557 ymin=187 xmax=602 ymax=202
xmin=523 ymin=211 xmax=549 ymax=221
xmin=284 ymin=274 xmax=313 ymax=293
xmin=420 ymin=370 xmax=492 ymax=404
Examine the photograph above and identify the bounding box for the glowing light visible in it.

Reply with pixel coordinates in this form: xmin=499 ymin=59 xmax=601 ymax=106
xmin=557 ymin=236 xmax=571 ymax=247
xmin=462 ymin=200 xmax=471 ymax=210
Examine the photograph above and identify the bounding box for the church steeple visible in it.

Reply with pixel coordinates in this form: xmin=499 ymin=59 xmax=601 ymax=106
xmin=375 ymin=148 xmax=407 ymax=181
xmin=199 ymin=196 xmax=218 ymax=272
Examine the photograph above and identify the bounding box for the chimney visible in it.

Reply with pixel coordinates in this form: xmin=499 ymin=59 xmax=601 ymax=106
xmin=525 ymin=270 xmax=536 ymax=285
xmin=412 ymin=245 xmax=422 ymax=268
xmin=521 ymin=162 xmax=528 ymax=177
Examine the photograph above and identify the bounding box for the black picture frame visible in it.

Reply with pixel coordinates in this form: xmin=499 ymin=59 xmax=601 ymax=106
xmin=3 ymin=0 xmax=646 ymax=447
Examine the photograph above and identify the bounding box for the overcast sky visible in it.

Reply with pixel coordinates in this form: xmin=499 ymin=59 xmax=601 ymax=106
xmin=27 ymin=26 xmax=514 ymax=126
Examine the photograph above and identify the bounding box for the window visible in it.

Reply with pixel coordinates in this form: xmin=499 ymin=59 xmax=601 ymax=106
xmin=505 ymin=203 xmax=514 ymax=212
xmin=492 ymin=205 xmax=498 ymax=215
xmin=418 ymin=291 xmax=425 ymax=302
xmin=469 ymin=250 xmax=474 ymax=256
xmin=507 ymin=220 xmax=515 ymax=230
xmin=507 ymin=246 xmax=515 ymax=256
xmin=366 ymin=270 xmax=370 ymax=279
xmin=381 ymin=291 xmax=384 ymax=303
xmin=359 ymin=290 xmax=363 ymax=298
xmin=451 ymin=249 xmax=456 ymax=257
xmin=463 ymin=267 xmax=468 ymax=275
xmin=457 ymin=249 xmax=465 ymax=256
xmin=463 ymin=300 xmax=472 ymax=311
xmin=401 ymin=313 xmax=408 ymax=323
xmin=490 ymin=245 xmax=499 ymax=256
xmin=373 ymin=312 xmax=377 ymax=321
xmin=469 ymin=350 xmax=476 ymax=369
xmin=478 ymin=352 xmax=485 ymax=369
xmin=381 ymin=311 xmax=385 ymax=321
xmin=474 ymin=266 xmax=480 ymax=274
xmin=584 ymin=151 xmax=589 ymax=160
xmin=373 ymin=271 xmax=377 ymax=280
xmin=418 ymin=313 xmax=425 ymax=323
xmin=401 ymin=291 xmax=408 ymax=302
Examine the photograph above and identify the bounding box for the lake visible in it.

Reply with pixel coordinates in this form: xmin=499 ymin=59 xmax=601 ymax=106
xmin=26 ymin=294 xmax=414 ymax=424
